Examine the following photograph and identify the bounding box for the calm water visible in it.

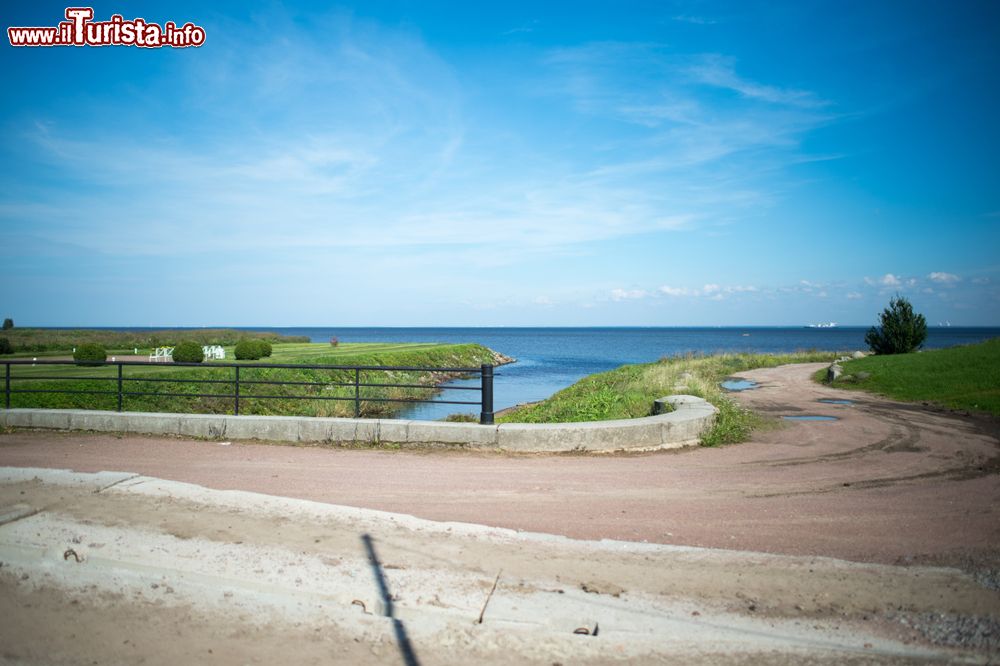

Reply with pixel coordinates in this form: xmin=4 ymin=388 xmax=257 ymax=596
xmin=254 ymin=327 xmax=1000 ymax=419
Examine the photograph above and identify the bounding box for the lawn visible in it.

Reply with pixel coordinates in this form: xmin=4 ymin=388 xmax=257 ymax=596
xmin=814 ymin=338 xmax=1000 ymax=416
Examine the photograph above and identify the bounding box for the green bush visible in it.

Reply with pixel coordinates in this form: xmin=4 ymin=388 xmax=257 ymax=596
xmin=172 ymin=341 xmax=204 ymax=363
xmin=865 ymin=296 xmax=927 ymax=355
xmin=0 ymin=337 xmax=12 ymax=354
xmin=234 ymin=338 xmax=268 ymax=360
xmin=73 ymin=343 xmax=107 ymax=366
xmin=259 ymin=340 xmax=273 ymax=358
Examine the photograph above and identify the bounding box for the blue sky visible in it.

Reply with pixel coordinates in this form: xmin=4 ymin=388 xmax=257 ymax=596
xmin=2 ymin=1 xmax=998 ymax=326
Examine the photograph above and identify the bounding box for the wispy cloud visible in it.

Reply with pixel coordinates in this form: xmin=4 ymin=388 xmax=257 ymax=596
xmin=611 ymin=288 xmax=648 ymax=301
xmin=502 ymin=20 xmax=539 ymax=35
xmin=671 ymin=14 xmax=719 ymax=25
xmin=683 ymin=54 xmax=829 ymax=108
xmin=928 ymin=271 xmax=960 ymax=284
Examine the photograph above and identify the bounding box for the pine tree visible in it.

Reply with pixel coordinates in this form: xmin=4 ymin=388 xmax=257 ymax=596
xmin=865 ymin=296 xmax=927 ymax=354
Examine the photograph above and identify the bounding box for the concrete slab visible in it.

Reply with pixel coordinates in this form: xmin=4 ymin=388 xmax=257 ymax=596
xmin=3 ymin=409 xmax=73 ymax=430
xmin=406 ymin=420 xmax=498 ymax=446
xmin=67 ymin=410 xmax=125 ymax=433
xmin=220 ymin=415 xmax=302 ymax=442
xmin=177 ymin=414 xmax=229 ymax=439
xmin=297 ymin=417 xmax=410 ymax=445
xmin=0 ymin=467 xmax=138 ymax=492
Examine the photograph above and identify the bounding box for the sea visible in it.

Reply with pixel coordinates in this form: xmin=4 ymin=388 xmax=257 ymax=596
xmin=250 ymin=326 xmax=1000 ymax=420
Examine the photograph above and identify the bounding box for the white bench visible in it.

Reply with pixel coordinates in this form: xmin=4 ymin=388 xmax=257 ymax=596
xmin=148 ymin=347 xmax=173 ymax=362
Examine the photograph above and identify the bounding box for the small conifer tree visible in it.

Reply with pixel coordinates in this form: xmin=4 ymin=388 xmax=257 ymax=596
xmin=865 ymin=296 xmax=927 ymax=354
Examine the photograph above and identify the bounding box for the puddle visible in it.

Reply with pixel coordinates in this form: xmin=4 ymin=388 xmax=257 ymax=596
xmin=782 ymin=415 xmax=839 ymax=421
xmin=721 ymin=379 xmax=758 ymax=392
xmin=817 ymin=399 xmax=854 ymax=405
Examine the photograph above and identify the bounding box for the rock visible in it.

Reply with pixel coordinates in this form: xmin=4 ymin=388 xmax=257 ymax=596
xmin=827 ymin=364 xmax=843 ymax=382
xmin=855 ymin=371 xmax=871 ymax=380
xmin=852 ymin=351 xmax=866 ymax=359
xmin=491 ymin=351 xmax=517 ymax=366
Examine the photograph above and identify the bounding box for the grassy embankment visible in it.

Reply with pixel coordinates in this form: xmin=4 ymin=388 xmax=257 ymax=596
xmin=3 ymin=339 xmax=500 ymax=418
xmin=0 ymin=328 xmax=309 ymax=355
xmin=813 ymin=338 xmax=1000 ymax=416
xmin=501 ymin=351 xmax=838 ymax=445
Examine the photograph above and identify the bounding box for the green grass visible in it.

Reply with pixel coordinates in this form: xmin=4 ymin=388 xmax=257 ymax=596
xmin=813 ymin=338 xmax=1000 ymax=416
xmin=3 ymin=342 xmax=501 ymax=418
xmin=501 ymin=350 xmax=839 ymax=445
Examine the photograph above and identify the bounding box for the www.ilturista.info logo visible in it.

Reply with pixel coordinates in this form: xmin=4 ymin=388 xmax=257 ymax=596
xmin=8 ymin=7 xmax=206 ymax=48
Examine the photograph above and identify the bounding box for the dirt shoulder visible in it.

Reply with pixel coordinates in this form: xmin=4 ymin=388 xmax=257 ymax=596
xmin=1 ymin=469 xmax=997 ymax=664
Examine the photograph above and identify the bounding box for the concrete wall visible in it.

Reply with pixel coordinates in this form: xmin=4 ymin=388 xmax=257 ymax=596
xmin=0 ymin=395 xmax=717 ymax=453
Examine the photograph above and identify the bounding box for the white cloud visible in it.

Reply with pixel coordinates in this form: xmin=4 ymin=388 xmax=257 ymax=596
xmin=611 ymin=288 xmax=647 ymax=301
xmin=865 ymin=273 xmax=901 ymax=287
xmin=928 ymin=272 xmax=960 ymax=284
xmin=846 ymin=292 xmax=863 ymax=300
xmin=972 ymin=276 xmax=990 ymax=285
xmin=656 ymin=283 xmax=756 ymax=298
xmin=881 ymin=274 xmax=902 ymax=287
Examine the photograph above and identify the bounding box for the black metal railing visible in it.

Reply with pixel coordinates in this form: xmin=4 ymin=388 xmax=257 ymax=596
xmin=2 ymin=359 xmax=495 ymax=425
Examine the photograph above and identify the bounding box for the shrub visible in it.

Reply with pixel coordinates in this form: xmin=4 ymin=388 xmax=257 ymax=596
xmin=2 ymin=318 xmax=12 ymax=330
xmin=172 ymin=340 xmax=204 ymax=363
xmin=0 ymin=337 xmax=12 ymax=354
xmin=865 ymin=296 xmax=927 ymax=355
xmin=73 ymin=342 xmax=107 ymax=366
xmin=234 ymin=338 xmax=268 ymax=360
xmin=330 ymin=336 xmax=339 ymax=347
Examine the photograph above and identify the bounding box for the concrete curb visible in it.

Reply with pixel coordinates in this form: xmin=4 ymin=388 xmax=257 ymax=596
xmin=0 ymin=395 xmax=716 ymax=452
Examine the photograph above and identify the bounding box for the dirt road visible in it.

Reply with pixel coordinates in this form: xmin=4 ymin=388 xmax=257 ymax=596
xmin=1 ymin=363 xmax=997 ymax=571
xmin=1 ymin=362 xmax=998 ymax=663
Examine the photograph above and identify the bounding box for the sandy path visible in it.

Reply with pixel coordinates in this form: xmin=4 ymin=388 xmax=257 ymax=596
xmin=1 ymin=363 xmax=997 ymax=572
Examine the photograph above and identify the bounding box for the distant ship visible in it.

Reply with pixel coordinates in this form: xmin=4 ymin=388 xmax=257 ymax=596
xmin=806 ymin=322 xmax=838 ymax=328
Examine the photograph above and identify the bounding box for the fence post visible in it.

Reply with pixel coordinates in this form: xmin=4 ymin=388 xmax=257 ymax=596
xmin=354 ymin=368 xmax=360 ymax=417
xmin=234 ymin=366 xmax=240 ymax=415
xmin=480 ymin=364 xmax=494 ymax=425
xmin=117 ymin=363 xmax=123 ymax=412
xmin=4 ymin=363 xmax=9 ymax=410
